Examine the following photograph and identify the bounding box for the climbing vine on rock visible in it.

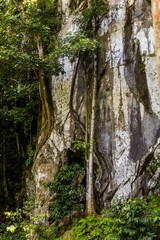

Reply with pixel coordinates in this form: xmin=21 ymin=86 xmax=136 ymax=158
xmin=57 ymin=0 xmax=110 ymax=215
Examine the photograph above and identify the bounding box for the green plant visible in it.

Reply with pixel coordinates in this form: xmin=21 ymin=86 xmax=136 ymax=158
xmin=73 ymin=139 xmax=96 ymax=156
xmin=0 ymin=219 xmax=27 ymax=240
xmin=103 ymin=196 xmax=160 ymax=240
xmin=71 ymin=215 xmax=110 ymax=240
xmin=45 ymin=163 xmax=85 ymax=220
xmin=23 ymin=193 xmax=37 ymax=213
xmin=0 ymin=193 xmax=46 ymax=239
xmin=75 ymin=0 xmax=110 ymax=31
xmin=140 ymin=60 xmax=146 ymax=73
xmin=25 ymin=149 xmax=35 ymax=168
xmin=59 ymin=31 xmax=101 ymax=62
xmin=146 ymin=154 xmax=160 ymax=174
xmin=140 ymin=51 xmax=147 ymax=73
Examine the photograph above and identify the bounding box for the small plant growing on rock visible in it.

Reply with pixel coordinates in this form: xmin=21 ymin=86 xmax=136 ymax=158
xmin=45 ymin=163 xmax=85 ymax=221
xmin=146 ymin=153 xmax=160 ymax=175
xmin=73 ymin=139 xmax=96 ymax=156
xmin=140 ymin=51 xmax=147 ymax=73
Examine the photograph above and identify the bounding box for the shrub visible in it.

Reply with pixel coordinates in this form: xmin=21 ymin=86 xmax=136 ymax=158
xmin=45 ymin=163 xmax=85 ymax=220
xmin=69 ymin=196 xmax=160 ymax=240
xmin=71 ymin=215 xmax=110 ymax=240
xmin=103 ymin=196 xmax=160 ymax=240
xmin=0 ymin=194 xmax=46 ymax=240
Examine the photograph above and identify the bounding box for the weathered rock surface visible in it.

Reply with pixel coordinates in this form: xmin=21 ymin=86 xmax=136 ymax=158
xmin=32 ymin=0 xmax=160 ymax=214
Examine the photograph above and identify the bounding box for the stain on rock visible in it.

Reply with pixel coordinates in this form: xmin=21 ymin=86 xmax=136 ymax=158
xmin=130 ymin=98 xmax=145 ymax=162
xmin=134 ymin=46 xmax=151 ymax=112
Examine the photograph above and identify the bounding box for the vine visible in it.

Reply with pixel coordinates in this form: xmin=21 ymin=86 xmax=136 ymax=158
xmin=58 ymin=0 xmax=110 ymax=215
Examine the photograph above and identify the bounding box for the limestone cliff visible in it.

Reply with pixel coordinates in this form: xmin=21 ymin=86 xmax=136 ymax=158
xmin=31 ymin=0 xmax=160 ymax=215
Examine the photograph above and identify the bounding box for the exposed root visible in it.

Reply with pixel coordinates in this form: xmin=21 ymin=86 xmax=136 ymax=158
xmin=69 ymin=54 xmax=85 ymax=133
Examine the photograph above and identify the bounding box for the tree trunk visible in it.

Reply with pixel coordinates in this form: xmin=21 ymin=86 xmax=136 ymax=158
xmin=33 ymin=40 xmax=54 ymax=160
xmin=13 ymin=0 xmax=54 ymax=159
xmin=84 ymin=63 xmax=88 ymax=156
xmin=86 ymin=53 xmax=97 ymax=215
xmin=151 ymin=0 xmax=160 ymax=97
xmin=85 ymin=0 xmax=97 ymax=215
xmin=82 ymin=59 xmax=88 ymax=159
xmin=2 ymin=131 xmax=9 ymax=204
xmin=16 ymin=132 xmax=25 ymax=160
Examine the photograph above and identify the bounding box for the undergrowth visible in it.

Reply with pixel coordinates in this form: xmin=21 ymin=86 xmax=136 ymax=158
xmin=45 ymin=163 xmax=85 ymax=221
xmin=0 ymin=196 xmax=160 ymax=239
xmin=44 ymin=196 xmax=160 ymax=240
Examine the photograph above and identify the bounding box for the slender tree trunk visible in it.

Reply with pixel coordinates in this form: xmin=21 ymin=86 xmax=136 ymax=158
xmin=151 ymin=0 xmax=160 ymax=97
xmin=85 ymin=0 xmax=97 ymax=215
xmin=2 ymin=131 xmax=9 ymax=204
xmin=82 ymin=59 xmax=88 ymax=159
xmin=84 ymin=63 xmax=88 ymax=154
xmin=86 ymin=53 xmax=97 ymax=215
xmin=16 ymin=132 xmax=25 ymax=159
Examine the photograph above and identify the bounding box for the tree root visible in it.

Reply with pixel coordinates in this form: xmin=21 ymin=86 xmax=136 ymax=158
xmin=69 ymin=54 xmax=85 ymax=133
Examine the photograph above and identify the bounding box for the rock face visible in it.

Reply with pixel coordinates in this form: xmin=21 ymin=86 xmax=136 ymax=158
xmin=32 ymin=0 xmax=160 ymax=214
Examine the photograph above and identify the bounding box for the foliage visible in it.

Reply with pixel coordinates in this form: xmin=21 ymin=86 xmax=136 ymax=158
xmin=54 ymin=196 xmax=160 ymax=240
xmin=71 ymin=215 xmax=110 ymax=240
xmin=0 ymin=0 xmax=62 ymax=71
xmin=146 ymin=154 xmax=160 ymax=174
xmin=0 ymin=219 xmax=26 ymax=240
xmin=140 ymin=51 xmax=147 ymax=73
xmin=23 ymin=193 xmax=37 ymax=213
xmin=102 ymin=196 xmax=160 ymax=240
xmin=0 ymin=194 xmax=46 ymax=239
xmin=2 ymin=81 xmax=40 ymax=127
xmin=59 ymin=31 xmax=101 ymax=62
xmin=73 ymin=139 xmax=96 ymax=156
xmin=0 ymin=0 xmax=62 ymax=210
xmin=0 ymin=77 xmax=39 ymax=208
xmin=52 ymin=0 xmax=110 ymax=63
xmin=140 ymin=60 xmax=146 ymax=73
xmin=74 ymin=0 xmax=110 ymax=31
xmin=1 ymin=196 xmax=159 ymax=239
xmin=0 ymin=0 xmax=63 ymax=129
xmin=25 ymin=149 xmax=35 ymax=168
xmin=45 ymin=163 xmax=84 ymax=220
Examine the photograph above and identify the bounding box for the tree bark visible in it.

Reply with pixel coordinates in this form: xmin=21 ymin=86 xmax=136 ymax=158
xmin=16 ymin=132 xmax=25 ymax=160
xmin=86 ymin=53 xmax=97 ymax=215
xmin=151 ymin=0 xmax=160 ymax=97
xmin=33 ymin=41 xmax=54 ymax=160
xmin=85 ymin=0 xmax=97 ymax=215
xmin=69 ymin=55 xmax=85 ymax=133
xmin=12 ymin=0 xmax=54 ymax=159
xmin=2 ymin=131 xmax=9 ymax=204
xmin=84 ymin=63 xmax=88 ymax=154
xmin=82 ymin=59 xmax=88 ymax=159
